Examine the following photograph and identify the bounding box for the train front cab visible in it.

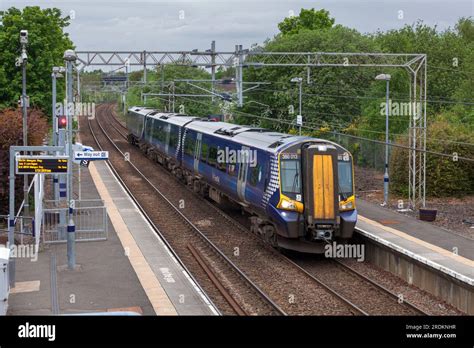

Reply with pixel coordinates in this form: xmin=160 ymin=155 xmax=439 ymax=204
xmin=270 ymin=142 xmax=357 ymax=253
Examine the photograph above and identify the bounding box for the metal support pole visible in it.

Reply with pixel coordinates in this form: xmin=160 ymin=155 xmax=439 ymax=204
xmin=8 ymin=148 xmax=16 ymax=286
xmin=52 ymin=72 xmax=59 ymax=201
xmin=64 ymin=50 xmax=77 ymax=270
xmin=307 ymin=54 xmax=311 ymax=84
xmin=21 ymin=47 xmax=29 ymax=220
xmin=422 ymin=56 xmax=427 ymax=208
xmin=143 ymin=50 xmax=147 ymax=84
xmin=77 ymin=68 xmax=81 ymax=104
xmin=298 ymin=80 xmax=302 ymax=136
xmin=172 ymin=83 xmax=175 ymax=112
xmin=161 ymin=64 xmax=164 ymax=94
xmin=383 ymin=79 xmax=390 ymax=206
xmin=235 ymin=44 xmax=243 ymax=107
xmin=412 ymin=70 xmax=417 ymax=210
xmin=52 ymin=73 xmax=57 ymax=146
xmin=125 ymin=64 xmax=129 ymax=90
xmin=211 ymin=40 xmax=216 ymax=102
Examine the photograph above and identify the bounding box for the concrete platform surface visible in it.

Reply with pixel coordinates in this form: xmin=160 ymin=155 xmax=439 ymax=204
xmin=356 ymin=199 xmax=474 ymax=286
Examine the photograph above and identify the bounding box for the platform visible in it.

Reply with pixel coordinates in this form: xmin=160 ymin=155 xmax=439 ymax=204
xmin=7 ymin=159 xmax=218 ymax=316
xmin=356 ymin=198 xmax=474 ymax=286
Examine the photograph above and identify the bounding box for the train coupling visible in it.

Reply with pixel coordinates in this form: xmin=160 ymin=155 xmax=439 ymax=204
xmin=310 ymin=225 xmax=333 ymax=241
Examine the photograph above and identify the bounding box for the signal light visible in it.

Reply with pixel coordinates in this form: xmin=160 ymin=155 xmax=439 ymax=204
xmin=58 ymin=115 xmax=67 ymax=129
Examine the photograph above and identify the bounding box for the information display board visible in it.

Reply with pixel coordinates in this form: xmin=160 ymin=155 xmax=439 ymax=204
xmin=16 ymin=155 xmax=68 ymax=174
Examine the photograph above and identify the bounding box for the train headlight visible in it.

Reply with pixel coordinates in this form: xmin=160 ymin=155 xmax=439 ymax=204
xmin=280 ymin=199 xmax=296 ymax=210
xmin=339 ymin=195 xmax=356 ymax=211
xmin=278 ymin=197 xmax=304 ymax=213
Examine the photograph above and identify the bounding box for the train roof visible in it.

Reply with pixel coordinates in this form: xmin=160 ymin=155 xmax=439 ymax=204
xmin=129 ymin=106 xmax=349 ymax=153
xmin=129 ymin=106 xmax=198 ymax=126
xmin=185 ymin=119 xmax=311 ymax=152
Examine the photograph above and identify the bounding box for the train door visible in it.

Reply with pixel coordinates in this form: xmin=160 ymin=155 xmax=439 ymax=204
xmin=193 ymin=133 xmax=202 ymax=172
xmin=237 ymin=146 xmax=250 ymax=203
xmin=302 ymin=144 xmax=339 ymax=231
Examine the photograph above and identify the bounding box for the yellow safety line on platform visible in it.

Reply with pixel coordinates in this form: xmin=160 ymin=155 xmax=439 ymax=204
xmin=359 ymin=215 xmax=474 ymax=267
xmin=88 ymin=161 xmax=178 ymax=315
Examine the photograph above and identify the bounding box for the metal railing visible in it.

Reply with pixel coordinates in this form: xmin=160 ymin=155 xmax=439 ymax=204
xmin=42 ymin=200 xmax=108 ymax=243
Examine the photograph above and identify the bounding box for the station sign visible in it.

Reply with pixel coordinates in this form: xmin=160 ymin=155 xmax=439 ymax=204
xmin=74 ymin=151 xmax=109 ymax=161
xmin=296 ymin=115 xmax=303 ymax=126
xmin=16 ymin=155 xmax=68 ymax=174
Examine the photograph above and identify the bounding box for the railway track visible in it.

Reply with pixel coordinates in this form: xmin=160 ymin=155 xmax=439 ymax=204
xmin=86 ymin=104 xmax=285 ymax=316
xmin=83 ymin=103 xmax=428 ymax=315
xmin=290 ymin=256 xmax=427 ymax=315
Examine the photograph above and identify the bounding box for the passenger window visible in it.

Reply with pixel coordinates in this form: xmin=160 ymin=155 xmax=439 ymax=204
xmin=228 ymin=164 xmax=236 ymax=176
xmin=184 ymin=135 xmax=194 ymax=156
xmin=216 ymin=146 xmax=226 ymax=172
xmin=168 ymin=127 xmax=178 ymax=148
xmin=208 ymin=146 xmax=218 ymax=166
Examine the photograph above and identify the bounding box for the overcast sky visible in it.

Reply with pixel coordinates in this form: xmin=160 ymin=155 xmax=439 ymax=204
xmin=2 ymin=0 xmax=472 ymax=52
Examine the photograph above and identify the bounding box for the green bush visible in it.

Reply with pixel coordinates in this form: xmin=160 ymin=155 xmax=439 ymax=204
xmin=390 ymin=116 xmax=474 ymax=197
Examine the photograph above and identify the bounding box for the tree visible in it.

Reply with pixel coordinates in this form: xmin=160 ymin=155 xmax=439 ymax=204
xmin=278 ymin=8 xmax=334 ymax=36
xmin=0 ymin=108 xmax=49 ymax=214
xmin=0 ymin=6 xmax=74 ymax=117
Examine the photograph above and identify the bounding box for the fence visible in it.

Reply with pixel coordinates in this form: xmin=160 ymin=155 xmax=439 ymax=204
xmin=42 ymin=199 xmax=108 ymax=243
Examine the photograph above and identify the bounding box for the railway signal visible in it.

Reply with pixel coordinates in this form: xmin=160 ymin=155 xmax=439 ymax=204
xmin=58 ymin=115 xmax=67 ymax=129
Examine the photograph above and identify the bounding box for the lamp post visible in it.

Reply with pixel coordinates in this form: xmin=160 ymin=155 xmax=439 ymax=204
xmin=52 ymin=66 xmax=65 ymax=201
xmin=18 ymin=30 xmax=29 ymax=219
xmin=291 ymin=77 xmax=303 ymax=135
xmin=375 ymin=73 xmax=391 ymax=207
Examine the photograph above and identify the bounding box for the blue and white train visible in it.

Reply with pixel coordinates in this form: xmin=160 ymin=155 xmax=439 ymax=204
xmin=126 ymin=106 xmax=357 ymax=253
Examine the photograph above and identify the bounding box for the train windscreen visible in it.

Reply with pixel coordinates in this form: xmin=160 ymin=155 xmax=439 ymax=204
xmin=337 ymin=160 xmax=353 ymax=198
xmin=280 ymin=159 xmax=301 ymax=196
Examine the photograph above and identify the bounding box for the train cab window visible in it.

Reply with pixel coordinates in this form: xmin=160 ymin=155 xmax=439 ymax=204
xmin=338 ymin=160 xmax=353 ymax=198
xmin=208 ymin=146 xmax=218 ymax=167
xmin=280 ymin=159 xmax=301 ymax=194
xmin=249 ymin=164 xmax=261 ymax=186
xmin=201 ymin=143 xmax=209 ymax=163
